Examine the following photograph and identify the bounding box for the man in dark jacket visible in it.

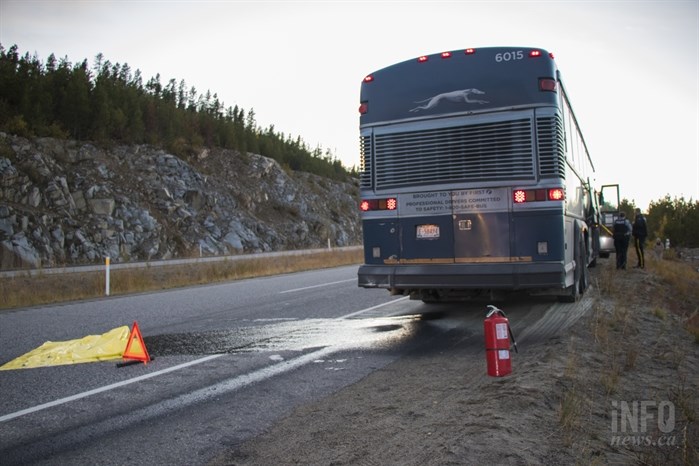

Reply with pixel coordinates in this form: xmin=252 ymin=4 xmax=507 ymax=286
xmin=613 ymin=212 xmax=633 ymax=270
xmin=633 ymin=208 xmax=648 ymax=269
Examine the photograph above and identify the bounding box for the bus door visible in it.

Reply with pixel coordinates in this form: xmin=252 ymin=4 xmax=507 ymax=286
xmin=452 ymin=188 xmax=511 ymax=262
xmin=598 ymin=184 xmax=620 ymax=257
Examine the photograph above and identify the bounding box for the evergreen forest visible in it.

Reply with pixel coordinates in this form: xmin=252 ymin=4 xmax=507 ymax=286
xmin=0 ymin=44 xmax=355 ymax=181
xmin=621 ymin=196 xmax=699 ymax=249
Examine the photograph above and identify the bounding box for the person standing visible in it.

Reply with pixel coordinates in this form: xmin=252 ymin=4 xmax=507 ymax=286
xmin=613 ymin=212 xmax=633 ymax=270
xmin=632 ymin=208 xmax=648 ymax=269
xmin=632 ymin=209 xmax=648 ymax=269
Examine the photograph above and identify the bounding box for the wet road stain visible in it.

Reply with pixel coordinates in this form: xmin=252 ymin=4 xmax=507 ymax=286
xmin=145 ymin=316 xmax=423 ymax=357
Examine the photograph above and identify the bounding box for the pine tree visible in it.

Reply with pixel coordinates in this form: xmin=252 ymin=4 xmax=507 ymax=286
xmin=0 ymin=45 xmax=353 ymax=180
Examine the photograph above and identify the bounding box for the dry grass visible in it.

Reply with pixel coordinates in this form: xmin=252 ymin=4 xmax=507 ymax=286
xmin=594 ymin=252 xmax=699 ymax=381
xmin=559 ymin=388 xmax=584 ymax=442
xmin=0 ymin=248 xmax=363 ymax=310
xmin=590 ymin=252 xmax=699 ymax=465
xmin=561 ymin=250 xmax=699 ymax=462
xmin=647 ymin=254 xmax=699 ymax=343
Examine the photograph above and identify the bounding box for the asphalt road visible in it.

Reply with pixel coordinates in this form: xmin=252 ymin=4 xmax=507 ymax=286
xmin=0 ymin=265 xmax=585 ymax=465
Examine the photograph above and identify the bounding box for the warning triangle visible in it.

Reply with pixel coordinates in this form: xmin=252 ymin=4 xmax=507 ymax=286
xmin=123 ymin=321 xmax=151 ymax=363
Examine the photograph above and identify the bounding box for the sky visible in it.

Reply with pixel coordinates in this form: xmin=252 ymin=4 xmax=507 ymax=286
xmin=0 ymin=0 xmax=697 ymax=210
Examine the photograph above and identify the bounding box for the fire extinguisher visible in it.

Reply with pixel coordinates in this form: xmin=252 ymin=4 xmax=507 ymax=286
xmin=484 ymin=305 xmax=518 ymax=377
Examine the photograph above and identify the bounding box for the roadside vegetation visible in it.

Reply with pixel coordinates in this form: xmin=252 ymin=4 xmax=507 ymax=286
xmin=557 ymin=251 xmax=698 ymax=465
xmin=0 ymin=248 xmax=363 ymax=310
xmin=620 ymin=196 xmax=699 ymax=249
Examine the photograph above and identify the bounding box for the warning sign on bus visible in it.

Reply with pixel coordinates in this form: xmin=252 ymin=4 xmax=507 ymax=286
xmin=451 ymin=189 xmax=508 ymax=213
xmin=399 ymin=188 xmax=507 ymax=216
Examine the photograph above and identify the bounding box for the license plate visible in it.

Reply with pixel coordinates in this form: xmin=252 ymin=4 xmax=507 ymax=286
xmin=416 ymin=224 xmax=440 ymax=239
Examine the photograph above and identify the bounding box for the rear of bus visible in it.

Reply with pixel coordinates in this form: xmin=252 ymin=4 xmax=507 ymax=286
xmin=357 ymin=47 xmax=577 ymax=301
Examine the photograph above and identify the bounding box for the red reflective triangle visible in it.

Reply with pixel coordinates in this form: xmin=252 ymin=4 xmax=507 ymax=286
xmin=123 ymin=321 xmax=151 ymax=363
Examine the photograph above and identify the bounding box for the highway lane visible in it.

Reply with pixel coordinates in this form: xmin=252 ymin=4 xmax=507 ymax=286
xmin=0 ymin=265 xmax=430 ymax=465
xmin=0 ymin=264 xmax=591 ymax=465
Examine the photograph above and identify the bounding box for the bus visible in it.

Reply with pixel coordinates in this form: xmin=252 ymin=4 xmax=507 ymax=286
xmin=357 ymin=46 xmax=599 ymax=302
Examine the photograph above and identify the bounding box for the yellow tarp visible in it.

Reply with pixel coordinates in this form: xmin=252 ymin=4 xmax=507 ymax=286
xmin=0 ymin=326 xmax=130 ymax=370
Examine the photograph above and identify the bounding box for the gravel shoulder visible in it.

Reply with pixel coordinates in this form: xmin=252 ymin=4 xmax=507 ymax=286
xmin=211 ymin=256 xmax=698 ymax=466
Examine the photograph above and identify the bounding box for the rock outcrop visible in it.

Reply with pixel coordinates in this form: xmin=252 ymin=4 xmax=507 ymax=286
xmin=0 ymin=133 xmax=361 ymax=269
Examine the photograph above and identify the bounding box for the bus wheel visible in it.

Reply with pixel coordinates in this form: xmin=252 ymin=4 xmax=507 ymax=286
xmin=580 ymin=246 xmax=590 ymax=294
xmin=559 ymin=237 xmax=583 ymax=303
xmin=559 ymin=277 xmax=580 ymax=303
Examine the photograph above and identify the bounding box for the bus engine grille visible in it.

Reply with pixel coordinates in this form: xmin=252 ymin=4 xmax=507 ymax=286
xmin=365 ymin=118 xmax=536 ymax=190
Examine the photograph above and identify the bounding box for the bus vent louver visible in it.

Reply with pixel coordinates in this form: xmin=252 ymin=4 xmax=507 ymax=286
xmin=537 ymin=115 xmax=566 ymax=179
xmin=372 ymin=119 xmax=535 ymax=190
xmin=359 ymin=135 xmax=373 ymax=189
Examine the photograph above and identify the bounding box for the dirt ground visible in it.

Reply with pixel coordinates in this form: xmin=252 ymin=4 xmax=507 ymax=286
xmin=210 ymin=255 xmax=698 ymax=466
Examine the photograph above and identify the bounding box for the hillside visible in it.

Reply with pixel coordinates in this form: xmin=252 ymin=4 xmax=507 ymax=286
xmin=0 ymin=133 xmax=361 ymax=269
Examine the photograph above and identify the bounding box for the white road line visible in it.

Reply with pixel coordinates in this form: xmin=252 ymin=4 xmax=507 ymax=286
xmin=137 ymin=346 xmax=340 ymax=419
xmin=0 ymin=354 xmax=223 ymax=423
xmin=340 ymin=296 xmax=410 ymax=319
xmin=279 ymin=278 xmax=356 ymax=294
xmin=0 ymin=296 xmax=409 ymax=423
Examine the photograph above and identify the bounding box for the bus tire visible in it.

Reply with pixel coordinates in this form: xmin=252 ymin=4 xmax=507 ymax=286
xmin=559 ymin=232 xmax=584 ymax=302
xmin=580 ymin=240 xmax=590 ymax=294
xmin=589 ymin=255 xmax=597 ymax=268
xmin=559 ymin=277 xmax=579 ymax=302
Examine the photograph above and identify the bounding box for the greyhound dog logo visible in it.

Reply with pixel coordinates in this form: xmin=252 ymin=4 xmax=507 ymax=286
xmin=410 ymin=88 xmax=489 ymax=112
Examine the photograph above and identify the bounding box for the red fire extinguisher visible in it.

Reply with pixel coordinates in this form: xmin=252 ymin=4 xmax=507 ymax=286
xmin=484 ymin=305 xmax=518 ymax=377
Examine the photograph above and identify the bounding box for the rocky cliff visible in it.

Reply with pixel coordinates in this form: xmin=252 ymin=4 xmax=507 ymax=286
xmin=0 ymin=133 xmax=361 ymax=269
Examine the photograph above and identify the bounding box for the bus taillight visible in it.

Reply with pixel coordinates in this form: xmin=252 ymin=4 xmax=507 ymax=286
xmin=548 ymin=188 xmax=565 ymax=201
xmin=358 ymin=103 xmax=368 ymax=114
xmin=539 ymin=78 xmax=557 ymax=92
xmin=360 ymin=198 xmax=397 ymax=211
xmin=513 ymin=188 xmax=565 ymax=203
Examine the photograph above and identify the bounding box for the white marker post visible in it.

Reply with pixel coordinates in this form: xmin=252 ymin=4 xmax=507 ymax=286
xmin=105 ymin=257 xmax=110 ymax=296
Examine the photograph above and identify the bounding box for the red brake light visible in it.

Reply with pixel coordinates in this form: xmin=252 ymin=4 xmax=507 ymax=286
xmin=363 ymin=75 xmax=374 ymax=83
xmin=418 ymin=55 xmax=428 ymax=63
xmin=514 ymin=188 xmax=564 ymax=204
xmin=548 ymin=188 xmax=565 ymax=201
xmin=441 ymin=52 xmax=452 ymax=59
xmin=360 ymin=198 xmax=398 ymax=211
xmin=358 ymin=103 xmax=368 ymax=114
